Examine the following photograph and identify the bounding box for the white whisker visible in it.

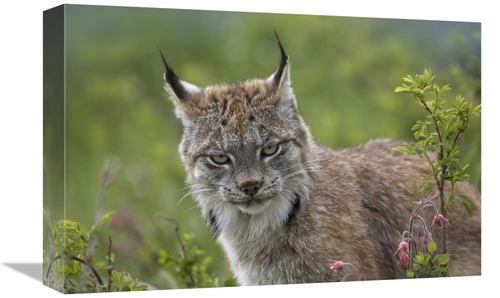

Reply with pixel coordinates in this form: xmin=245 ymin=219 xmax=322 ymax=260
xmin=175 ymin=187 xmax=215 ymax=209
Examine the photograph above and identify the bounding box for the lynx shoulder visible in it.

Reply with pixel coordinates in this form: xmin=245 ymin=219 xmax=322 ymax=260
xmin=160 ymin=35 xmax=481 ymax=285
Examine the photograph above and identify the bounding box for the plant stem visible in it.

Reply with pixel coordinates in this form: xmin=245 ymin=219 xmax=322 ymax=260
xmin=161 ymin=216 xmax=198 ymax=287
xmin=45 ymin=254 xmax=107 ymax=291
xmin=439 ymin=174 xmax=448 ymax=252
xmin=45 ymin=255 xmax=61 ymax=282
xmin=419 ymin=98 xmax=445 ymax=160
xmin=161 ymin=216 xmax=186 ymax=259
xmin=107 ymin=236 xmax=113 ymax=292
xmin=71 ymin=255 xmax=106 ymax=290
xmin=421 ymin=96 xmax=448 ymax=252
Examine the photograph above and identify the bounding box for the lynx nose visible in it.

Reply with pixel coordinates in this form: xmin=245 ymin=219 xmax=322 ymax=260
xmin=240 ymin=182 xmax=261 ymax=196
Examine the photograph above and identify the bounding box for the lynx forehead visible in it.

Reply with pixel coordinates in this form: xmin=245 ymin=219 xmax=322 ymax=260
xmin=160 ymin=34 xmax=481 ymax=286
xmin=159 ymin=34 xmax=291 ymax=128
xmin=190 ymin=82 xmax=281 ymax=127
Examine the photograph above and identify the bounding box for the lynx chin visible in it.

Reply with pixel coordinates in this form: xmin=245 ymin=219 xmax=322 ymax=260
xmin=159 ymin=34 xmax=481 ymax=285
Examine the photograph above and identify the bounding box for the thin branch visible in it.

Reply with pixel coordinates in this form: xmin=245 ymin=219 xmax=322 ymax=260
xmin=70 ymin=255 xmax=106 ymax=290
xmin=45 ymin=254 xmax=107 ymax=291
xmin=45 ymin=254 xmax=61 ymax=282
xmin=452 ymin=130 xmax=464 ymax=148
xmin=107 ymin=236 xmax=113 ymax=292
xmin=419 ymin=97 xmax=445 ymax=159
xmin=419 ymin=97 xmax=449 ymax=251
xmin=159 ymin=216 xmax=186 ymax=259
xmin=439 ymin=167 xmax=448 ymax=252
xmin=160 ymin=215 xmax=198 ymax=287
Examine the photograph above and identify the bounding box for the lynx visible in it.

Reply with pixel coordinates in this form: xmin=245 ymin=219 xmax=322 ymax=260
xmin=159 ymin=35 xmax=481 ymax=285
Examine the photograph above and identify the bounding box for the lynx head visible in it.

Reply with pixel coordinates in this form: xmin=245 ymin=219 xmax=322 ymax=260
xmin=161 ymin=35 xmax=316 ymax=236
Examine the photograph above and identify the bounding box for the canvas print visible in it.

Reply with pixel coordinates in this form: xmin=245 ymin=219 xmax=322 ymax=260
xmin=43 ymin=4 xmax=481 ymax=293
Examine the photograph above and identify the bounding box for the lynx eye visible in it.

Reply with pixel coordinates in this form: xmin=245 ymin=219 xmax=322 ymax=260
xmin=261 ymin=143 xmax=280 ymax=156
xmin=210 ymin=154 xmax=230 ymax=165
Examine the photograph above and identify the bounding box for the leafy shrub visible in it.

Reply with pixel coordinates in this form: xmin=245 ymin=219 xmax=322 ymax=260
xmin=331 ymin=69 xmax=480 ymax=280
xmin=43 ymin=212 xmax=148 ymax=293
xmin=393 ymin=69 xmax=480 ymax=277
xmin=157 ymin=217 xmax=237 ymax=288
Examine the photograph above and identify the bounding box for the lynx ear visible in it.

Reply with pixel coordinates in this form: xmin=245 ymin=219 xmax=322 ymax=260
xmin=159 ymin=48 xmax=201 ymax=112
xmin=267 ymin=33 xmax=292 ymax=98
xmin=266 ymin=32 xmax=297 ymax=108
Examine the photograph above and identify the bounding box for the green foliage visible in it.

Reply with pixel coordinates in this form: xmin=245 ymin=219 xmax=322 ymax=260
xmin=44 ymin=212 xmax=147 ymax=293
xmin=158 ymin=219 xmax=237 ymax=288
xmin=393 ymin=69 xmax=480 ymax=218
xmin=393 ymin=69 xmax=480 ymax=278
xmin=52 ymin=220 xmax=90 ymax=258
xmin=110 ymin=271 xmax=148 ymax=291
xmin=449 ymin=194 xmax=475 ymax=217
xmin=406 ymin=241 xmax=451 ymax=278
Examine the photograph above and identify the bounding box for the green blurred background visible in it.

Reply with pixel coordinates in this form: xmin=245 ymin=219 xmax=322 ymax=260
xmin=43 ymin=4 xmax=481 ymax=289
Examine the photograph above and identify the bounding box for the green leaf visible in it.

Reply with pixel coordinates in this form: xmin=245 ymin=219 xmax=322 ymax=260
xmin=416 ymin=74 xmax=426 ymax=86
xmin=392 ymin=144 xmax=416 ymax=155
xmin=101 ymin=211 xmax=116 ymax=224
xmin=412 ymin=263 xmax=422 ymax=271
xmin=411 ymin=121 xmax=423 ymax=132
xmin=438 ymin=156 xmax=454 ymax=167
xmin=423 ymin=69 xmax=434 ymax=80
xmin=449 ymin=195 xmax=456 ymax=203
xmin=472 ymin=104 xmax=482 ymax=116
xmin=395 ymin=86 xmax=410 ymax=93
xmin=427 ymin=241 xmax=436 ymax=254
xmin=441 ymin=174 xmax=455 ymax=181
xmin=454 ymin=165 xmax=470 ymax=181
xmin=132 ymin=285 xmax=148 ymax=291
xmin=88 ymin=211 xmax=116 ymax=238
xmin=406 ymin=270 xmax=415 ymax=278
xmin=415 ymin=253 xmax=425 ymax=263
xmin=410 ymin=88 xmax=424 ymax=96
xmin=438 ymin=254 xmax=451 ymax=265
xmin=403 ymin=75 xmax=415 ymax=84
xmin=392 ymin=146 xmax=409 ymax=154
xmin=434 ymin=83 xmax=450 ymax=97
xmin=455 ymin=195 xmax=475 ymax=217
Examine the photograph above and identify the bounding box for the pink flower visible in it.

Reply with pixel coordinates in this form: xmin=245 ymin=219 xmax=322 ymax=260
xmin=421 ymin=230 xmax=433 ymax=252
xmin=330 ymin=260 xmax=344 ymax=271
xmin=399 ymin=253 xmax=410 ymax=266
xmin=432 ymin=214 xmax=450 ymax=229
xmin=394 ymin=241 xmax=409 ymax=256
xmin=329 ymin=260 xmax=366 ymax=281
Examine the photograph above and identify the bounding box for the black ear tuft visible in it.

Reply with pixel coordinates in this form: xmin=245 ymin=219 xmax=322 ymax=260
xmin=273 ymin=31 xmax=290 ymax=88
xmin=159 ymin=48 xmax=190 ymax=101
